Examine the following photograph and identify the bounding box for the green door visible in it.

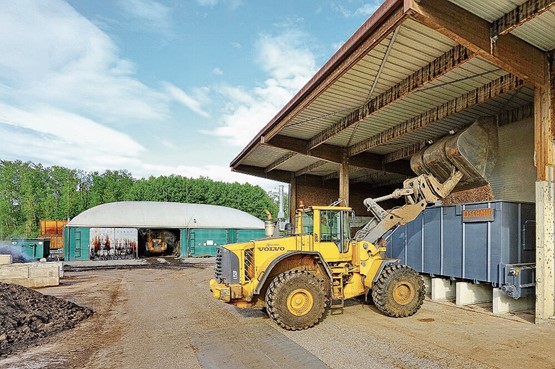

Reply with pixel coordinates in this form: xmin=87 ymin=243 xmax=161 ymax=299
xmin=65 ymin=227 xmax=90 ymax=261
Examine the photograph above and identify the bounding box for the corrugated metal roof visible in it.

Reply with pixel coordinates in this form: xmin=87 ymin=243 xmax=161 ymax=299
xmin=68 ymin=202 xmax=264 ymax=229
xmin=230 ymin=0 xmax=545 ymax=188
xmin=449 ymin=0 xmax=555 ymax=51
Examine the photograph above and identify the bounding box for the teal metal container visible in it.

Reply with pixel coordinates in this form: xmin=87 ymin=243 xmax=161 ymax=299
xmin=184 ymin=228 xmax=266 ymax=257
xmin=10 ymin=238 xmax=50 ymax=260
xmin=64 ymin=227 xmax=90 ymax=261
xmin=186 ymin=228 xmax=229 ymax=257
xmin=237 ymin=229 xmax=265 ymax=243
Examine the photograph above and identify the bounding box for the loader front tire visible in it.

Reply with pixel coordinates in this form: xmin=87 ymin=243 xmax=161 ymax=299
xmin=265 ymin=270 xmax=326 ymax=330
xmin=372 ymin=264 xmax=424 ymax=318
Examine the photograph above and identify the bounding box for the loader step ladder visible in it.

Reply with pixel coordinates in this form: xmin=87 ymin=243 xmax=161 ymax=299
xmin=330 ymin=268 xmax=345 ymax=314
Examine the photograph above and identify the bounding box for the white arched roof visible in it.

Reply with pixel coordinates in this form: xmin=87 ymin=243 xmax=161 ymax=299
xmin=67 ymin=201 xmax=264 ymax=229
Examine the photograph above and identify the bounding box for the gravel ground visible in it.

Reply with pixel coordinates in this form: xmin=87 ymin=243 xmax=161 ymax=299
xmin=0 ymin=282 xmax=93 ymax=357
xmin=1 ymin=265 xmax=554 ymax=369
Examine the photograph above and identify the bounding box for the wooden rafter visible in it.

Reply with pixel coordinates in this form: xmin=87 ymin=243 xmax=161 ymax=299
xmin=348 ymin=74 xmax=524 ymax=156
xmin=264 ymin=152 xmax=297 ymax=173
xmin=307 ymin=45 xmax=475 ymax=150
xmin=323 ymin=172 xmax=339 ymax=181
xmin=383 ymin=143 xmax=424 ymax=164
xmin=265 ymin=135 xmax=413 ymax=176
xmin=295 ymin=160 xmax=328 ymax=177
xmin=405 ymin=0 xmax=547 ymax=86
xmin=491 ymin=0 xmax=555 ymax=38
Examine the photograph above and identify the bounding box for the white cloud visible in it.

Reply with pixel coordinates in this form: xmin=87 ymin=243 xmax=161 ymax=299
xmin=119 ymin=0 xmax=171 ymax=29
xmin=354 ymin=3 xmax=380 ymax=16
xmin=0 ymin=103 xmax=144 ymax=171
xmin=163 ymin=83 xmax=211 ymax=118
xmin=196 ymin=0 xmax=219 ymax=7
xmin=212 ymin=68 xmax=224 ymax=76
xmin=134 ymin=163 xmax=280 ymax=190
xmin=0 ymin=0 xmax=168 ymax=123
xmin=207 ymin=30 xmax=317 ymax=147
xmin=332 ymin=2 xmax=380 ymax=18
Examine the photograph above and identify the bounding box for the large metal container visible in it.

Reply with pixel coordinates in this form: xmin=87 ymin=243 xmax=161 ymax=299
xmin=186 ymin=228 xmax=266 ymax=257
xmin=10 ymin=238 xmax=51 ymax=260
xmin=386 ymin=201 xmax=535 ymax=297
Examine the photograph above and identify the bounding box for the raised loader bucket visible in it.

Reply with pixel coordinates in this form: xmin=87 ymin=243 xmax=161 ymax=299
xmin=410 ymin=117 xmax=498 ymax=189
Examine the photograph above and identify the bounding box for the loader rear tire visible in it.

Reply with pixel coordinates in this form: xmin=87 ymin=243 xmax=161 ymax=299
xmin=372 ymin=264 xmax=424 ymax=318
xmin=265 ymin=270 xmax=326 ymax=330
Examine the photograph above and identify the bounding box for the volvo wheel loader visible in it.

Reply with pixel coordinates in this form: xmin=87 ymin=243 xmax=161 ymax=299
xmin=210 ymin=118 xmax=498 ymax=330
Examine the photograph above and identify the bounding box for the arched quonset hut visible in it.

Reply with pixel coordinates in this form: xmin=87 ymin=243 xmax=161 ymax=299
xmin=63 ymin=201 xmax=265 ymax=260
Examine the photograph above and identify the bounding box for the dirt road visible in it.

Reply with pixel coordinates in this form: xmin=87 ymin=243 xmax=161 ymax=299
xmin=1 ymin=264 xmax=554 ymax=369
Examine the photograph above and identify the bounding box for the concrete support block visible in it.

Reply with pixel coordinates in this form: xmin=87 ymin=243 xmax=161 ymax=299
xmin=456 ymin=282 xmax=492 ymax=306
xmin=536 ymin=179 xmax=555 ymax=322
xmin=431 ymin=278 xmax=456 ymax=301
xmin=0 ymin=262 xmax=60 ymax=287
xmin=29 ymin=264 xmax=59 ymax=278
xmin=493 ymin=288 xmax=536 ymax=314
xmin=0 ymin=255 xmax=12 ymax=265
xmin=0 ymin=265 xmax=29 ymax=279
xmin=421 ymin=275 xmax=431 ymax=297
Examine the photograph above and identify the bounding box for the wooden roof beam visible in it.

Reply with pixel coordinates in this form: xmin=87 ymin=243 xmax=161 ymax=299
xmin=491 ymin=0 xmax=555 ymax=39
xmin=295 ymin=160 xmax=328 ymax=177
xmin=307 ymin=44 xmax=475 ymax=150
xmin=264 ymin=152 xmax=297 ymax=173
xmin=232 ymin=165 xmax=291 ymax=183
xmin=349 ymin=74 xmax=525 ymax=156
xmin=405 ymin=0 xmax=547 ymax=86
xmin=323 ymin=172 xmax=339 ymax=181
xmin=265 ymin=135 xmax=413 ymax=175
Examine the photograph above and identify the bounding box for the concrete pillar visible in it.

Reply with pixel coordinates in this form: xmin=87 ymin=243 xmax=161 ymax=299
xmin=431 ymin=278 xmax=456 ymax=301
xmin=421 ymin=275 xmax=431 ymax=297
xmin=493 ymin=288 xmax=535 ymax=314
xmin=455 ymin=282 xmax=492 ymax=306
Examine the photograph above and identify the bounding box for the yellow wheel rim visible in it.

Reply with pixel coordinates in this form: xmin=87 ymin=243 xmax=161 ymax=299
xmin=287 ymin=288 xmax=314 ymax=316
xmin=392 ymin=281 xmax=415 ymax=305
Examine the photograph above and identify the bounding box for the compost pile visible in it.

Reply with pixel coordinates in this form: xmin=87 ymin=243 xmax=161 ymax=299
xmin=442 ymin=184 xmax=495 ymax=205
xmin=0 ymin=282 xmax=93 ymax=357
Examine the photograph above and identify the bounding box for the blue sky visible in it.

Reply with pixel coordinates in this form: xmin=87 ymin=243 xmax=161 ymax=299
xmin=0 ymin=0 xmax=381 ymax=190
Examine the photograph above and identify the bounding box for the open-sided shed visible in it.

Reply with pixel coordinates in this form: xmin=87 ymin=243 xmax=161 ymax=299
xmin=230 ymin=0 xmax=555 ymax=323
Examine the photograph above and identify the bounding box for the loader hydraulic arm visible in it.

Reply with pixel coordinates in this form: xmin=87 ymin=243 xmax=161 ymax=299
xmin=354 ymin=169 xmax=463 ymax=244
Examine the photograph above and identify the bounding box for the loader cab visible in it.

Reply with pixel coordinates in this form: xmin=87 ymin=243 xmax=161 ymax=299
xmin=296 ymin=206 xmax=352 ymax=254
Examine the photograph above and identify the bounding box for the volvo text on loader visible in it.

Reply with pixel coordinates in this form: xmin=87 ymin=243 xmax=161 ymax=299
xmin=210 ymin=118 xmax=498 ymax=330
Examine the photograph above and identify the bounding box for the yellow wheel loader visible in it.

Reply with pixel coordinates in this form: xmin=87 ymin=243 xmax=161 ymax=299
xmin=210 ymin=118 xmax=498 ymax=330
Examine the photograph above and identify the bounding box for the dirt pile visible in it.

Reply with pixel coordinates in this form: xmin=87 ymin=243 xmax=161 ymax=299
xmin=0 ymin=282 xmax=93 ymax=357
xmin=442 ymin=184 xmax=495 ymax=205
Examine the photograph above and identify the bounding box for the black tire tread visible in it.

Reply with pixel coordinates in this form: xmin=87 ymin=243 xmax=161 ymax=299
xmin=265 ymin=270 xmax=326 ymax=330
xmin=372 ymin=264 xmax=425 ymax=318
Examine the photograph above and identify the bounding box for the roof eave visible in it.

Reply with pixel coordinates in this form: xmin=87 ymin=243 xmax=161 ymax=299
xmin=230 ymin=0 xmax=405 ymax=169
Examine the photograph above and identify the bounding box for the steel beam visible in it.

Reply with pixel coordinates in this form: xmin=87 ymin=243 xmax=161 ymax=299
xmin=349 ymin=74 xmax=524 ymax=156
xmin=405 ymin=0 xmax=547 ymax=86
xmin=491 ymin=0 xmax=555 ymax=38
xmin=308 ymin=45 xmax=475 ymax=150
